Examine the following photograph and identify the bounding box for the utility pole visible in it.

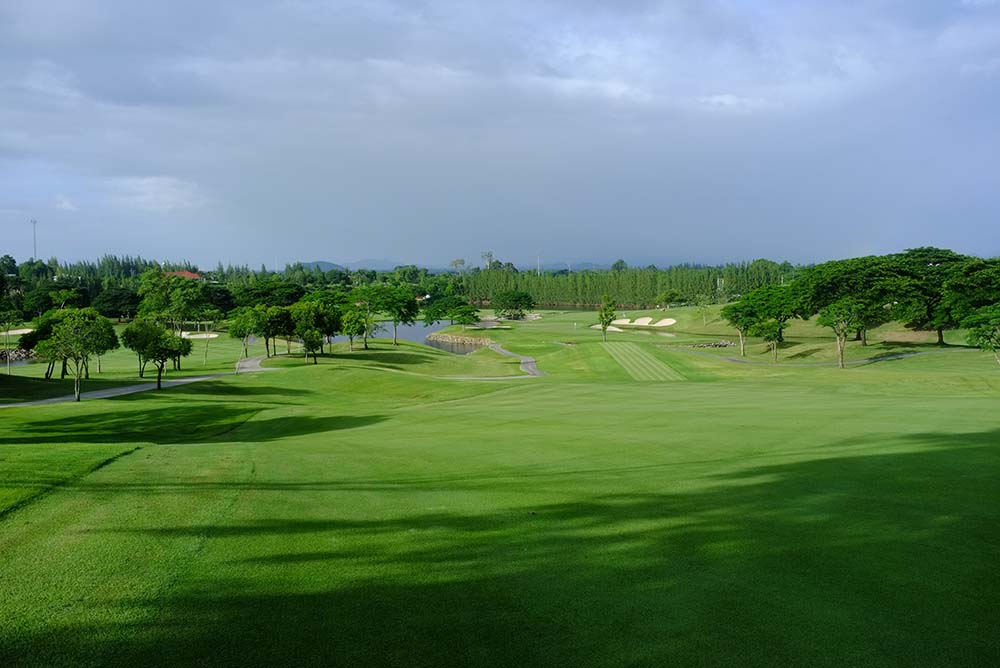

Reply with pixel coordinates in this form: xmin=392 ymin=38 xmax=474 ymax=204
xmin=31 ymin=219 xmax=37 ymax=259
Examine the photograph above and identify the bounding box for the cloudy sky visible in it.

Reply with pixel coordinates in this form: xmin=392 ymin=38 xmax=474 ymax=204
xmin=2 ymin=1 xmax=999 ymax=269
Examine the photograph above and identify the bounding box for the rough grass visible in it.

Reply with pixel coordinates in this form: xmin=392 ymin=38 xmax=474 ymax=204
xmin=1 ymin=317 xmax=999 ymax=666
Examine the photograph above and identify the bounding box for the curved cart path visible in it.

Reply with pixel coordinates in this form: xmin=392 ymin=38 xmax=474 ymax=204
xmin=488 ymin=343 xmax=546 ymax=377
xmin=1 ymin=355 xmax=272 ymax=409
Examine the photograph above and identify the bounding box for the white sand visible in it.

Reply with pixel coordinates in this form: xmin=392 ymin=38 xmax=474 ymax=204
xmin=181 ymin=332 xmax=220 ymax=339
xmin=658 ymin=332 xmax=676 ymax=337
xmin=651 ymin=318 xmax=677 ymax=327
xmin=591 ymin=324 xmax=624 ymax=332
xmin=611 ymin=318 xmax=631 ymax=325
xmin=633 ymin=317 xmax=653 ymax=326
xmin=0 ymin=328 xmax=33 ymax=337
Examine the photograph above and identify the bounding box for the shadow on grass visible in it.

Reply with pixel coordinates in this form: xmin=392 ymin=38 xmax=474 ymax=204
xmin=0 ymin=375 xmax=137 ymax=404
xmin=155 ymin=380 xmax=317 ymax=398
xmin=0 ymin=406 xmax=386 ymax=445
xmin=3 ymin=430 xmax=999 ymax=666
xmin=784 ymin=346 xmax=824 ymax=360
xmin=326 ymin=350 xmax=439 ymax=366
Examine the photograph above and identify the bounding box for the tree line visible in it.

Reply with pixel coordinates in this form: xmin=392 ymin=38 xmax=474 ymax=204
xmin=717 ymin=247 xmax=1000 ymax=367
xmin=463 ymin=258 xmax=793 ymax=307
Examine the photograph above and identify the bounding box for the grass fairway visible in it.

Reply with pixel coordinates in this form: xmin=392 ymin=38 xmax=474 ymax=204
xmin=1 ymin=314 xmax=999 ymax=666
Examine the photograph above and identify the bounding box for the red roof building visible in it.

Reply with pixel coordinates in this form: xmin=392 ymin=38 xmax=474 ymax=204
xmin=165 ymin=270 xmax=203 ymax=280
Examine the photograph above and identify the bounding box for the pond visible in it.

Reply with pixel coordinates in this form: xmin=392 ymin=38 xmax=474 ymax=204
xmin=326 ymin=320 xmax=485 ymax=355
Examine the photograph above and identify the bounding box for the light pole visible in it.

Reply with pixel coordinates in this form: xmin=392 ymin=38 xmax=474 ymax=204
xmin=31 ymin=219 xmax=37 ymax=259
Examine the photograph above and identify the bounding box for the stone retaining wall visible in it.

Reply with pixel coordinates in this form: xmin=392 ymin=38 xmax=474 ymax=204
xmin=0 ymin=348 xmax=34 ymax=362
xmin=426 ymin=333 xmax=492 ymax=346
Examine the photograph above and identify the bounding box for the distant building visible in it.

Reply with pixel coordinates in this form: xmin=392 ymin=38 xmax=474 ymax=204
xmin=165 ymin=270 xmax=204 ymax=281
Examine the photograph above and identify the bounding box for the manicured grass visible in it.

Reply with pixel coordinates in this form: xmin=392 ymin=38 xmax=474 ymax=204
xmin=1 ymin=317 xmax=999 ymax=666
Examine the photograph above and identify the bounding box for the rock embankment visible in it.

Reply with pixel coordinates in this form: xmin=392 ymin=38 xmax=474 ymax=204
xmin=426 ymin=333 xmax=492 ymax=346
xmin=0 ymin=348 xmax=34 ymax=363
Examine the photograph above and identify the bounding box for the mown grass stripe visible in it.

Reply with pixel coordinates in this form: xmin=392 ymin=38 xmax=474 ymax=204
xmin=608 ymin=343 xmax=683 ymax=381
xmin=602 ymin=343 xmax=647 ymax=380
xmin=602 ymin=342 xmax=683 ymax=381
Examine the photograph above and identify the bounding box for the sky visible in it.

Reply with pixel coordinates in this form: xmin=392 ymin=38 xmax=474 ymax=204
xmin=1 ymin=0 xmax=999 ymax=269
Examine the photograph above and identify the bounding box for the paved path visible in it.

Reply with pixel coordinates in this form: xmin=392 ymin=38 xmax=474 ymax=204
xmin=488 ymin=343 xmax=546 ymax=377
xmin=1 ymin=356 xmax=271 ymax=409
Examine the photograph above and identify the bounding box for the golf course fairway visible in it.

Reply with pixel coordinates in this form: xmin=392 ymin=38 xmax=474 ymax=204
xmin=1 ymin=311 xmax=998 ymax=666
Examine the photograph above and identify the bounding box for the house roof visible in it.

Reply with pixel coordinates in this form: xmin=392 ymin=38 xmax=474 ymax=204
xmin=165 ymin=270 xmax=203 ymax=280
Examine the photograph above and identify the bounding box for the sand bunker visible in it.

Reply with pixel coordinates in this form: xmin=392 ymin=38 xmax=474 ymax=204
xmin=605 ymin=318 xmax=676 ymax=328
xmin=0 ymin=328 xmax=33 ymax=337
xmin=181 ymin=332 xmax=220 ymax=339
xmin=591 ymin=324 xmax=624 ymax=332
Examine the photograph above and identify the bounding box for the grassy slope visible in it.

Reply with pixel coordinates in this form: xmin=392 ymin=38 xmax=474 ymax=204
xmin=1 ymin=317 xmax=999 ymax=666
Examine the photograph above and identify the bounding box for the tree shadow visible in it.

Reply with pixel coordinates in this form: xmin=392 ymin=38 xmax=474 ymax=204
xmin=0 ymin=407 xmax=386 ymax=445
xmin=784 ymin=346 xmax=825 ymax=359
xmin=326 ymin=349 xmax=439 ymax=366
xmin=158 ymin=380 xmax=316 ymax=398
xmin=3 ymin=431 xmax=999 ymax=666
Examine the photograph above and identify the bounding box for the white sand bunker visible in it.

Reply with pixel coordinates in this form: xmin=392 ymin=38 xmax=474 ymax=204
xmin=181 ymin=332 xmax=220 ymax=339
xmin=606 ymin=317 xmax=676 ymax=328
xmin=658 ymin=332 xmax=676 ymax=337
xmin=0 ymin=328 xmax=33 ymax=337
xmin=591 ymin=324 xmax=624 ymax=332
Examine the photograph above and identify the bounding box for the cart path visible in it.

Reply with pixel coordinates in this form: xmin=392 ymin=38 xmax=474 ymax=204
xmin=488 ymin=343 xmax=546 ymax=377
xmin=1 ymin=356 xmax=273 ymax=409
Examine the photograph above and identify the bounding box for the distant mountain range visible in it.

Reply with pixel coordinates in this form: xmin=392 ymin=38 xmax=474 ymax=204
xmin=299 ymin=259 xmax=452 ymax=273
xmin=298 ymin=259 xmax=614 ymax=273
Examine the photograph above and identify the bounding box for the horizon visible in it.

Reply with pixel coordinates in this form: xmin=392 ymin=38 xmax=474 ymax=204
xmin=3 ymin=242 xmax=996 ymax=274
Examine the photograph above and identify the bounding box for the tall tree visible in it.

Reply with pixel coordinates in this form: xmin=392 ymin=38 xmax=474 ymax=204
xmin=721 ymin=300 xmax=760 ymax=357
xmin=888 ymin=247 xmax=970 ymax=345
xmin=0 ymin=310 xmax=21 ymax=375
xmin=34 ymin=308 xmax=118 ymax=401
xmin=597 ymin=295 xmax=616 ymax=343
xmin=341 ymin=307 xmax=368 ymax=352
xmin=383 ymin=286 xmax=419 ymax=346
xmin=750 ymin=320 xmax=782 ymax=362
xmin=228 ymin=306 xmax=266 ymax=363
xmin=122 ymin=318 xmax=162 ymax=377
xmin=122 ymin=321 xmax=192 ymax=389
xmin=742 ymin=285 xmax=798 ymax=342
xmin=963 ymin=305 xmax=1000 ymax=367
xmin=492 ymin=290 xmax=535 ymax=320
xmin=817 ymin=298 xmax=866 ymax=369
xmin=450 ymin=304 xmax=480 ymax=331
xmin=350 ymin=286 xmax=384 ymax=350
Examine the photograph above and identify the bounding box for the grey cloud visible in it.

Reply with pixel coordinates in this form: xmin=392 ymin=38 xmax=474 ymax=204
xmin=1 ymin=1 xmax=999 ymax=267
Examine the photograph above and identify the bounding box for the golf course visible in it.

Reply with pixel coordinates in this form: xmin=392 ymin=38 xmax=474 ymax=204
xmin=2 ymin=307 xmax=998 ymax=666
